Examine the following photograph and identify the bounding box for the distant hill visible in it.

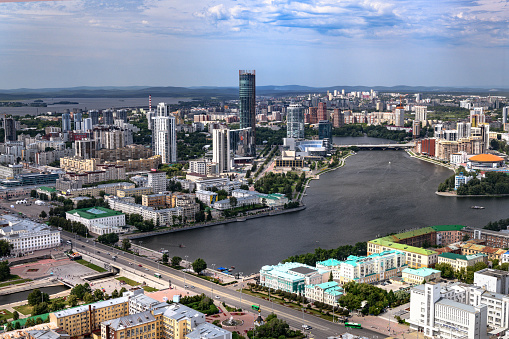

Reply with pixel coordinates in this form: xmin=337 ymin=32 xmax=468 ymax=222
xmin=0 ymin=85 xmax=507 ymax=100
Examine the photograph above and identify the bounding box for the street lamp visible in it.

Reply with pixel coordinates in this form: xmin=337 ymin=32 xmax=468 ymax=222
xmin=239 ymin=272 xmax=243 ymax=310
xmin=211 ymin=264 xmax=215 ymax=298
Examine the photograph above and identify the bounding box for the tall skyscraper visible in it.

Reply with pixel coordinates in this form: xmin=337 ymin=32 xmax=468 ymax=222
xmin=83 ymin=118 xmax=93 ymax=132
xmin=103 ymin=110 xmax=114 ymax=125
xmin=89 ymin=110 xmax=99 ymax=126
xmin=153 ymin=103 xmax=176 ymax=164
xmin=287 ymin=104 xmax=304 ymax=139
xmin=239 ymin=70 xmax=256 ymax=156
xmin=212 ymin=128 xmax=230 ymax=173
xmin=503 ymin=106 xmax=508 ymax=124
xmin=115 ymin=109 xmax=128 ymax=123
xmin=317 ymin=102 xmax=327 ymax=121
xmin=4 ymin=117 xmax=16 ymax=142
xmin=318 ymin=120 xmax=332 ymax=140
xmin=415 ymin=106 xmax=427 ymax=124
xmin=62 ymin=110 xmax=71 ymax=132
xmin=74 ymin=111 xmax=83 ymax=131
xmin=332 ymin=109 xmax=344 ymax=128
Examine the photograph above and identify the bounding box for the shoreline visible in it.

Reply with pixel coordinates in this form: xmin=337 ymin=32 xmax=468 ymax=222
xmin=435 ymin=191 xmax=509 ymax=198
xmin=406 ymin=150 xmax=456 ymax=172
xmin=124 ymin=205 xmax=307 ymax=240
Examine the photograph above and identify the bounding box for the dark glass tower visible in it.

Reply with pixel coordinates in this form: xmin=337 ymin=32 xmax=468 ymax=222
xmin=239 ymin=70 xmax=256 ymax=156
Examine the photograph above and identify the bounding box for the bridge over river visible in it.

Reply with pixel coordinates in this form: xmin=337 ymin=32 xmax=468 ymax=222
xmin=333 ymin=142 xmax=415 ymax=150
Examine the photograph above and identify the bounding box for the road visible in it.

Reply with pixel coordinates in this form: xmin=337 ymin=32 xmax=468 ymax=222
xmin=61 ymin=231 xmax=382 ymax=338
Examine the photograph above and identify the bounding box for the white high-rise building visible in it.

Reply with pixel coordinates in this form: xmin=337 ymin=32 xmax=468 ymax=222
xmin=83 ymin=118 xmax=93 ymax=132
xmin=212 ymin=128 xmax=230 ymax=173
xmin=415 ymin=105 xmax=427 ymax=124
xmin=503 ymin=106 xmax=508 ymax=124
xmin=395 ymin=108 xmax=405 ymax=127
xmin=287 ymin=104 xmax=304 ymax=139
xmin=457 ymin=122 xmax=472 ymax=139
xmin=152 ymin=103 xmax=176 ymax=164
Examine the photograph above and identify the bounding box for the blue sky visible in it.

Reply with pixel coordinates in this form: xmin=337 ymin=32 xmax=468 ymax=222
xmin=0 ymin=0 xmax=508 ymax=89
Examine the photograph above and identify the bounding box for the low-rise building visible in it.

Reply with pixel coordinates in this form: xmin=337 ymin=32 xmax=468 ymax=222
xmin=338 ymin=250 xmax=407 ymax=284
xmin=368 ymin=238 xmax=438 ymax=268
xmin=65 ymin=207 xmax=125 ymax=235
xmin=117 ymin=187 xmax=154 ymax=198
xmin=316 ymin=259 xmax=342 ymax=281
xmin=304 ymin=281 xmax=343 ymax=307
xmin=460 ymin=242 xmax=507 ymax=261
xmin=0 ymin=216 xmax=61 ymax=255
xmin=402 ymin=267 xmax=441 ymax=285
xmin=259 ymin=262 xmax=329 ymax=294
xmin=195 ymin=190 xmax=218 ymax=206
xmin=501 ymin=250 xmax=509 ymax=264
xmin=101 ymin=311 xmax=161 ymax=339
xmin=437 ymin=253 xmax=487 ymax=271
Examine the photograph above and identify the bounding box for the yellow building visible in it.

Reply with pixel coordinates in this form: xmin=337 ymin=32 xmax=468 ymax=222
xmin=105 ymin=156 xmax=162 ymax=173
xmin=60 ymin=157 xmax=99 ymax=172
xmin=142 ymin=194 xmax=167 ymax=207
xmin=437 ymin=253 xmax=487 ymax=271
xmin=50 ymin=297 xmax=129 ymax=337
xmin=117 ymin=187 xmax=154 ymax=198
xmin=368 ymin=238 xmax=438 ymax=268
xmin=460 ymin=243 xmax=507 ymax=261
xmin=101 ymin=310 xmax=164 ymax=339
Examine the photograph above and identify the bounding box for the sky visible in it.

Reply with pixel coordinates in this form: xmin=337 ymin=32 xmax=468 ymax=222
xmin=0 ymin=0 xmax=508 ymax=89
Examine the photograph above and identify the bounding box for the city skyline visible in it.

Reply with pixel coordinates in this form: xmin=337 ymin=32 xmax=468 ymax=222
xmin=0 ymin=0 xmax=508 ymax=89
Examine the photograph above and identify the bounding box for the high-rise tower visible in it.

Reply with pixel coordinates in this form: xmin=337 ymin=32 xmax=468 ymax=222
xmin=239 ymin=70 xmax=256 ymax=156
xmin=4 ymin=117 xmax=16 ymax=142
xmin=153 ymin=102 xmax=176 ymax=164
xmin=287 ymin=104 xmax=304 ymax=139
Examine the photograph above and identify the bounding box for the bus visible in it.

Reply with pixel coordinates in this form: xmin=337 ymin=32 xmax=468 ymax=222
xmin=154 ymin=273 xmax=162 ymax=278
xmin=251 ymin=305 xmax=260 ymax=311
xmin=344 ymin=322 xmax=362 ymax=329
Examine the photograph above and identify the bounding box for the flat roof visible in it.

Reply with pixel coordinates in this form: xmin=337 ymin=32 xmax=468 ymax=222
xmin=369 ymin=239 xmax=437 ymax=256
xmin=431 ymin=225 xmax=466 ymax=232
xmin=66 ymin=206 xmax=124 ymax=219
xmin=402 ymin=267 xmax=441 ymax=277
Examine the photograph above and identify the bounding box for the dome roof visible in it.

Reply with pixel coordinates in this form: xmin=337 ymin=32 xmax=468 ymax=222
xmin=469 ymin=154 xmax=504 ymax=162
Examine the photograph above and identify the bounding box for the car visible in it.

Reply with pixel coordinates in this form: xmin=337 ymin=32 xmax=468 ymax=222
xmin=184 ymin=285 xmax=188 ymax=288
xmin=215 ymin=295 xmax=220 ymax=299
xmin=191 ymin=286 xmax=195 ymax=289
xmin=302 ymin=325 xmax=312 ymax=330
xmin=145 ymin=268 xmax=149 ymax=271
xmin=97 ymin=251 xmax=100 ymax=253
xmin=129 ymin=262 xmax=132 ymax=265
xmin=138 ymin=264 xmax=142 ymax=267
xmin=81 ymin=245 xmax=85 ymax=248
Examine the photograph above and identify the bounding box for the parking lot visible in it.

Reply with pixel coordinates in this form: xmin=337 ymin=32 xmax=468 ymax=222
xmin=0 ymin=198 xmax=51 ymax=219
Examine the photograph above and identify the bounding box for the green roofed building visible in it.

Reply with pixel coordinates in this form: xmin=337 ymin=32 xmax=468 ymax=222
xmin=65 ymin=206 xmax=125 ymax=235
xmin=437 ymin=252 xmax=487 ymax=271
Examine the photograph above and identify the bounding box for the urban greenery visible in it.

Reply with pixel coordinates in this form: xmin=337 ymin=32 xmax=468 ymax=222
xmin=0 ymin=239 xmax=13 ymax=257
xmin=339 ymin=282 xmax=410 ymax=315
xmin=284 ymin=242 xmax=367 ymax=266
xmin=48 ymin=216 xmax=88 ymax=236
xmin=457 ymin=172 xmax=509 ymax=195
xmin=177 ymin=132 xmax=210 ymax=159
xmin=332 ymin=124 xmax=412 ymax=141
xmin=483 ymin=217 xmax=509 ymax=232
xmin=435 ymin=262 xmax=489 ymax=284
xmin=179 ymin=294 xmax=219 ymax=315
xmin=192 ymin=258 xmax=207 ymax=274
xmin=97 ymin=233 xmax=119 ymax=245
xmin=246 ymin=313 xmax=303 ymax=339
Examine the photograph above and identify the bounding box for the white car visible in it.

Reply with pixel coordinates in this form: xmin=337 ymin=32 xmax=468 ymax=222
xmin=302 ymin=325 xmax=312 ymax=330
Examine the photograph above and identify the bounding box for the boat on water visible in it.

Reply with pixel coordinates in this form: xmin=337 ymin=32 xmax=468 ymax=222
xmin=471 ymin=206 xmax=485 ymax=209
xmin=179 ymin=244 xmax=186 ymax=248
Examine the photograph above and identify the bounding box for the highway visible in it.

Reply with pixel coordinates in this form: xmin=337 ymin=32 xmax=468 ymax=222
xmin=61 ymin=231 xmax=383 ymax=338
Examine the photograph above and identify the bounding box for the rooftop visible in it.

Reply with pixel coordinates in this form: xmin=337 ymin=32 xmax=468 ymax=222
xmin=469 ymin=154 xmax=504 ymax=162
xmin=402 ymin=267 xmax=441 ymax=277
xmin=103 ymin=311 xmax=155 ymax=331
xmin=66 ymin=206 xmax=124 ymax=219
xmin=431 ymin=225 xmax=466 ymax=232
xmin=369 ymin=239 xmax=437 ymax=256
xmin=316 ymin=258 xmax=342 ymax=267
xmin=436 ymin=298 xmax=479 ymax=313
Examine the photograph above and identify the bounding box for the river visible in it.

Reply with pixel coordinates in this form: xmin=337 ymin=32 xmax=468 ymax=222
xmin=0 ymin=97 xmax=190 ymax=116
xmin=140 ymin=136 xmax=509 ymax=275
xmin=0 ymin=285 xmax=69 ymax=305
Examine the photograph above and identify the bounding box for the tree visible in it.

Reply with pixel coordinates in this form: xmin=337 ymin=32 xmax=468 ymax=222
xmin=30 ymin=190 xmax=37 ymax=198
xmin=39 ymin=210 xmax=47 ymax=219
xmin=28 ymin=289 xmax=49 ymax=306
xmin=111 ymin=289 xmax=119 ymax=298
xmin=93 ymin=289 xmax=104 ymax=301
xmin=0 ymin=240 xmax=13 ymax=257
xmin=32 ymin=302 xmax=49 ymax=316
xmin=162 ymin=253 xmax=169 ymax=264
xmin=192 ymin=258 xmax=207 ymax=274
xmin=97 ymin=233 xmax=119 ymax=245
xmin=99 ymin=190 xmax=106 ymax=198
xmin=122 ymin=239 xmax=131 ymax=251
xmin=83 ymin=292 xmax=95 ymax=304
xmin=328 ymin=271 xmax=333 ymax=282
xmin=171 ymin=256 xmax=182 ymax=267
xmin=229 ymin=196 xmax=238 ymax=209
xmin=67 ymin=294 xmax=78 ymax=307
xmin=12 ymin=311 xmax=19 ymax=320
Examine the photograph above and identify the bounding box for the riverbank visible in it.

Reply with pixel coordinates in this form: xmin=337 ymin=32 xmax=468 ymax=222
xmin=436 ymin=191 xmax=509 ymax=198
xmin=125 ymin=205 xmax=306 ymax=240
xmin=406 ymin=150 xmax=455 ymax=171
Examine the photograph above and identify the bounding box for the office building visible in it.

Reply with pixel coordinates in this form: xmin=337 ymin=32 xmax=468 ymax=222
xmin=437 ymin=253 xmax=487 ymax=271
xmin=304 ymin=281 xmax=343 ymax=307
xmin=65 ymin=206 xmax=125 ymax=235
xmin=153 ymin=103 xmax=177 ymax=164
xmin=147 ymin=171 xmax=167 ymax=193
xmin=473 ymin=268 xmax=509 ymax=294
xmin=212 ymin=128 xmax=230 ymax=173
xmin=402 ymin=267 xmax=441 ymax=284
xmin=0 ymin=216 xmax=61 ymax=255
xmin=287 ymin=104 xmax=304 ymax=139
xmin=61 ymin=111 xmax=71 ymax=132
xmin=318 ymin=120 xmax=332 ymax=141
xmin=4 ymin=117 xmax=16 ymax=142
xmin=239 ymin=70 xmax=256 ymax=155
xmin=338 ymin=250 xmax=407 ymax=284
xmin=229 ymin=127 xmax=255 ymax=159
xmin=259 ymin=262 xmax=329 ymax=294
xmin=409 ymin=283 xmax=488 ymax=339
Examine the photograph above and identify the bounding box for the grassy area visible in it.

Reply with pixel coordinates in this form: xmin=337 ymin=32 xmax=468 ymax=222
xmin=76 ymin=259 xmax=107 ymax=273
xmin=0 ymin=278 xmax=31 ymax=288
xmin=0 ymin=309 xmax=13 ymax=323
xmin=13 ymin=304 xmax=32 ymax=316
xmin=115 ymin=277 xmax=140 ymax=286
xmin=142 ymin=286 xmax=158 ymax=292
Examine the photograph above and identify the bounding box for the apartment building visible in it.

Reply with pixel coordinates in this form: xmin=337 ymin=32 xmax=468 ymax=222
xmin=259 ymin=262 xmax=329 ymax=294
xmin=368 ymin=238 xmax=438 ymax=268
xmin=316 ymin=259 xmax=342 ymax=281
xmin=101 ymin=311 xmax=161 ymax=339
xmin=462 ymin=227 xmax=509 ymax=249
xmin=460 ymin=243 xmax=507 ymax=261
xmin=117 ymin=187 xmax=154 ymax=198
xmin=63 ymin=182 xmax=135 ymax=198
